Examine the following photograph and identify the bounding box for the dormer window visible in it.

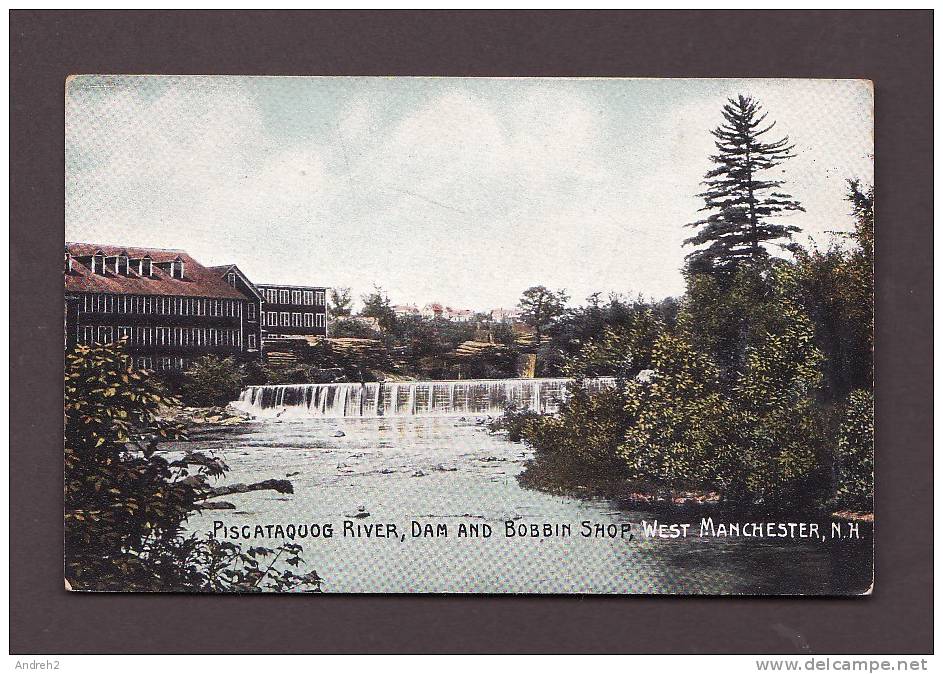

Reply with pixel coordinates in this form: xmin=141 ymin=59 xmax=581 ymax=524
xmin=226 ymin=272 xmax=236 ymax=287
xmin=64 ymin=251 xmax=72 ymax=273
xmin=170 ymin=260 xmax=184 ymax=279
xmin=92 ymin=253 xmax=105 ymax=274
xmin=139 ymin=257 xmax=152 ymax=277
xmin=117 ymin=254 xmax=129 ymax=275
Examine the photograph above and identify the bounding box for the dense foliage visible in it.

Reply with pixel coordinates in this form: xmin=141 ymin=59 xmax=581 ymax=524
xmin=502 ymin=384 xmax=635 ymax=494
xmin=64 ymin=342 xmax=322 ymax=591
xmin=498 ymin=164 xmax=873 ymax=513
xmin=833 ymin=389 xmax=874 ymax=511
xmin=177 ymin=355 xmax=247 ymax=407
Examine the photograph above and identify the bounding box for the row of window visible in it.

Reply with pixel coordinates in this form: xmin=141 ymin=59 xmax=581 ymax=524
xmin=262 ymin=311 xmax=325 ymax=328
xmin=260 ymin=288 xmax=325 ymax=306
xmin=136 ymin=356 xmax=187 ymax=371
xmin=80 ymin=293 xmax=255 ymax=319
xmin=79 ymin=324 xmax=256 ymax=350
xmin=85 ymin=254 xmax=183 ymax=279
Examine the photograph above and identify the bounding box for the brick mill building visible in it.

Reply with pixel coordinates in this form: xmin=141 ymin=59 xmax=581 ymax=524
xmin=256 ymin=284 xmax=328 ymax=340
xmin=63 ymin=243 xmax=264 ymax=370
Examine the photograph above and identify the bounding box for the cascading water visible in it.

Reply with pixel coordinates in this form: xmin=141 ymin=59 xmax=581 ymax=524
xmin=234 ymin=377 xmax=616 ymax=419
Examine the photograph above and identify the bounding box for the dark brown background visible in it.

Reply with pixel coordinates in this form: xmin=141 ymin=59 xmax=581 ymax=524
xmin=10 ymin=10 xmax=932 ymax=654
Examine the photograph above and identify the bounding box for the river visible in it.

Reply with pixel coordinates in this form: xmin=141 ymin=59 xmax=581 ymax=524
xmin=174 ymin=414 xmax=872 ymax=594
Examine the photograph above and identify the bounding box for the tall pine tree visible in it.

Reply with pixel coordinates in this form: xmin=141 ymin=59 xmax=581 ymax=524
xmin=685 ymin=95 xmax=804 ymax=275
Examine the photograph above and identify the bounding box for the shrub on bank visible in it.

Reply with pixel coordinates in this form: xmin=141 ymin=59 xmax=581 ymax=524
xmin=833 ymin=389 xmax=874 ymax=511
xmin=64 ymin=342 xmax=322 ymax=592
xmin=505 ymin=267 xmax=846 ymax=512
xmin=497 ymin=383 xmax=635 ymax=493
xmin=177 ymin=356 xmax=247 ymax=407
xmin=617 ymin=332 xmax=737 ymax=495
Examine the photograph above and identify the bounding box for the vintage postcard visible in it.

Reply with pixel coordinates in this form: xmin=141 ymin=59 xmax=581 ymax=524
xmin=64 ymin=76 xmax=873 ymax=594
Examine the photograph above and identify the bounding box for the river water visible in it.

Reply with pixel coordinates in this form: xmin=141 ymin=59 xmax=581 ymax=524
xmin=174 ymin=415 xmax=872 ymax=594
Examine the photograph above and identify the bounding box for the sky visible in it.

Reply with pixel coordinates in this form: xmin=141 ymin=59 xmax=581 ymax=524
xmin=66 ymin=76 xmax=873 ymax=311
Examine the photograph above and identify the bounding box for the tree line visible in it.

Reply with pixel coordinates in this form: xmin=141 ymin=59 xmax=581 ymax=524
xmin=497 ymin=95 xmax=873 ymax=514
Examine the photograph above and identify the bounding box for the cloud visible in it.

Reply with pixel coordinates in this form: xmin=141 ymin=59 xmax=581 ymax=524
xmin=66 ymin=76 xmax=873 ymax=310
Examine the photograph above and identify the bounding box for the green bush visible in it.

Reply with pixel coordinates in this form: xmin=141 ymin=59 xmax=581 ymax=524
xmin=617 ymin=332 xmax=737 ymax=494
xmin=564 ymin=309 xmax=663 ymax=379
xmin=488 ymin=403 xmax=544 ymax=443
xmin=506 ymin=382 xmax=635 ymax=493
xmin=179 ymin=356 xmax=247 ymax=407
xmin=834 ymin=389 xmax=874 ymax=511
xmin=508 ymin=267 xmax=837 ymax=510
xmin=64 ymin=342 xmax=321 ymax=592
xmin=680 ymin=263 xmax=781 ymax=379
xmin=726 ymin=266 xmax=829 ymax=507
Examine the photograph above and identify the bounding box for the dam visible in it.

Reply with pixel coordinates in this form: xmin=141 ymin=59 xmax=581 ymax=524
xmin=234 ymin=377 xmax=616 ymax=419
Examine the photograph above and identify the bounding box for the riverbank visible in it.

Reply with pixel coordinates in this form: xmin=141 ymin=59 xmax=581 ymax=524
xmin=161 ymin=403 xmax=253 ymax=428
xmin=512 ymin=444 xmax=874 ymax=524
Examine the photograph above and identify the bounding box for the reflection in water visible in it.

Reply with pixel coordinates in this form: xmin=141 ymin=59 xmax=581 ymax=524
xmin=175 ymin=417 xmax=872 ymax=594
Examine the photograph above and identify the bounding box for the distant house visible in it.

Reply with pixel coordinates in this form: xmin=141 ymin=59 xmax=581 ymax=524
xmin=393 ymin=304 xmax=421 ymax=318
xmin=421 ymin=302 xmax=474 ymax=322
xmin=256 ymin=284 xmax=328 ymax=343
xmin=63 ymin=243 xmax=263 ymax=371
xmin=443 ymin=307 xmax=474 ymax=322
xmin=489 ymin=307 xmax=522 ymax=323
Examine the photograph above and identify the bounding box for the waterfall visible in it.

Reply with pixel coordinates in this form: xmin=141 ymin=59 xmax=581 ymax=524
xmin=234 ymin=377 xmax=616 ymax=419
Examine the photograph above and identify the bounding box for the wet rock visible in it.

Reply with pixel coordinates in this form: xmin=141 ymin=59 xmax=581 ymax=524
xmin=412 ymin=469 xmax=426 ymax=477
xmin=286 ymin=471 xmax=301 ymax=477
xmin=201 ymin=501 xmax=236 ymax=510
xmin=208 ymin=479 xmax=294 ymax=497
xmin=219 ymin=416 xmax=243 ymax=425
